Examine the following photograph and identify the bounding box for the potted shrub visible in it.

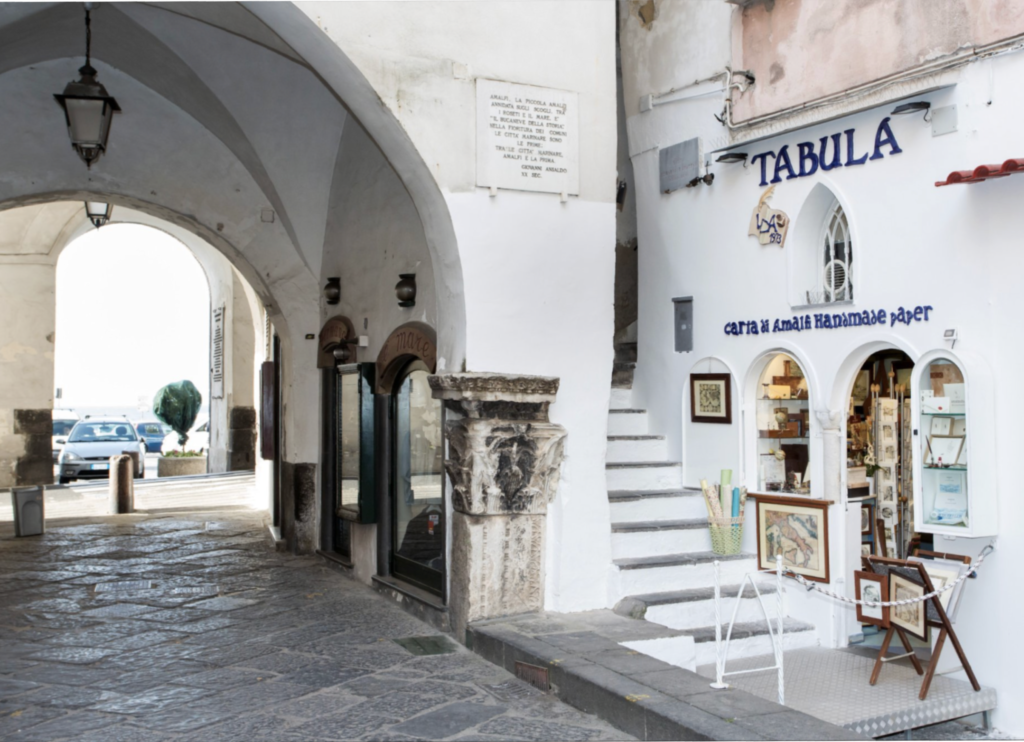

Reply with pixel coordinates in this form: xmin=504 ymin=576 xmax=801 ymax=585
xmin=153 ymin=380 xmax=208 ymax=478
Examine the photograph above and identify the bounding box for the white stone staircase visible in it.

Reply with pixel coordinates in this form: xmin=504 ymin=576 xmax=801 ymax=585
xmin=606 ymin=376 xmax=817 ymax=667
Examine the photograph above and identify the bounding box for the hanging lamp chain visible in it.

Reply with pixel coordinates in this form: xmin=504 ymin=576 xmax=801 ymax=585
xmin=84 ymin=6 xmax=91 ymax=69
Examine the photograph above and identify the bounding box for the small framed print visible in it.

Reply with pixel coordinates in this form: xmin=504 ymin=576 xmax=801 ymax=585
xmin=860 ymin=501 xmax=874 ymax=534
xmin=690 ymin=373 xmax=732 ymax=424
xmin=861 ymin=544 xmax=872 ymax=557
xmin=929 ymin=417 xmax=953 ymax=436
xmin=926 ymin=435 xmax=964 ymax=467
xmin=890 ymin=572 xmax=928 ymax=640
xmin=855 ymin=571 xmax=889 ymax=628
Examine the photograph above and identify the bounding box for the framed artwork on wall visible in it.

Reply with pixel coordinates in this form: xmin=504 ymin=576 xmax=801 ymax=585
xmin=753 ymin=493 xmax=831 ymax=583
xmin=855 ymin=570 xmax=889 ymax=628
xmin=861 ymin=501 xmax=874 ymax=534
xmin=690 ymin=373 xmax=732 ymax=424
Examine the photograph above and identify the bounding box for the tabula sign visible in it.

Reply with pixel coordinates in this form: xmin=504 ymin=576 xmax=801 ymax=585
xmin=748 ymin=185 xmax=789 ymax=247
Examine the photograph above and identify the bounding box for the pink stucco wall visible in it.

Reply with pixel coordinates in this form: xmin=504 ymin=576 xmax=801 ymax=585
xmin=732 ymin=0 xmax=1024 ymax=121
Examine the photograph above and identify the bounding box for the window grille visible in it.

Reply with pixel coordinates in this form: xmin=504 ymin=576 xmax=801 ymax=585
xmin=821 ymin=200 xmax=852 ymax=302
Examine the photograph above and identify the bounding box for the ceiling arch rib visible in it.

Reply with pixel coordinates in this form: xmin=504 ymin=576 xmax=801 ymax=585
xmin=0 ymin=3 xmax=306 ymax=270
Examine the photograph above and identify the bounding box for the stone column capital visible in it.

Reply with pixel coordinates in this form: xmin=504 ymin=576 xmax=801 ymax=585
xmin=814 ymin=408 xmax=844 ymax=433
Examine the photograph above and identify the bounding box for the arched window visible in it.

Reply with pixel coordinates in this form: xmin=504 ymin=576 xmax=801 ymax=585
xmin=821 ymin=200 xmax=852 ymax=302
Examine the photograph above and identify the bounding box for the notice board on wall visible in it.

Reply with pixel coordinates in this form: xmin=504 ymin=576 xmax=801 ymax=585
xmin=476 ymin=78 xmax=579 ymax=196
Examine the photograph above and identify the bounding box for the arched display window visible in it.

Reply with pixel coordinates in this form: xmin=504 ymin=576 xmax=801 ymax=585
xmin=755 ymin=353 xmax=811 ymax=494
xmin=916 ymin=357 xmax=969 ymax=530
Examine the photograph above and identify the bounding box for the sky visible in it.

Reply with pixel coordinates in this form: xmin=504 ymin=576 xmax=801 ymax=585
xmin=54 ymin=224 xmax=210 ymax=414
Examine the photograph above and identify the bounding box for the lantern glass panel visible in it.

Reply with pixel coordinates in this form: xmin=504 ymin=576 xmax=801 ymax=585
xmin=65 ymin=98 xmax=107 ymax=145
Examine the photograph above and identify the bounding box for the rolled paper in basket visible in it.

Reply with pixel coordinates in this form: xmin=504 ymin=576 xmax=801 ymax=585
xmin=699 ymin=479 xmax=715 ymax=519
xmin=720 ymin=470 xmax=732 ymax=515
xmin=731 ymin=487 xmax=740 ymax=518
xmin=707 ymin=485 xmax=722 ymax=519
xmin=739 ymin=486 xmax=748 ymax=513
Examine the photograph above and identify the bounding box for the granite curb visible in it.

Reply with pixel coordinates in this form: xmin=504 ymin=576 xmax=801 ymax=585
xmin=468 ymin=612 xmax=863 ymax=741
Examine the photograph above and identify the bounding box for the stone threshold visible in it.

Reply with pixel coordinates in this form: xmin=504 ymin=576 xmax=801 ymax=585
xmin=467 ymin=610 xmax=860 ymax=741
xmin=372 ymin=574 xmax=450 ymax=633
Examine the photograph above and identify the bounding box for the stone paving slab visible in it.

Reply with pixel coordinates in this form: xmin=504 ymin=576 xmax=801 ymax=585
xmin=0 ymin=511 xmax=626 ymax=741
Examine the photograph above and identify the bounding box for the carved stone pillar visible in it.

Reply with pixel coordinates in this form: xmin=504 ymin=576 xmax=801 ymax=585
xmin=428 ymin=373 xmax=567 ymax=642
xmin=815 ymin=409 xmax=844 ymax=504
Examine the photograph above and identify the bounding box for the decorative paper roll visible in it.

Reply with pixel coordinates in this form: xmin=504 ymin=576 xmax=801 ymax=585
xmin=720 ymin=470 xmax=732 ymax=516
xmin=731 ymin=487 xmax=740 ymax=518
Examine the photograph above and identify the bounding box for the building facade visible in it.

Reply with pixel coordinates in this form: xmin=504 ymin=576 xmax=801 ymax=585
xmin=621 ymin=0 xmax=1024 ymax=734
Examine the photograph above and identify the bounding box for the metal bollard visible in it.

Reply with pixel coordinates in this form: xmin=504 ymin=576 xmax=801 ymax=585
xmin=11 ymin=486 xmax=45 ymax=536
xmin=109 ymin=454 xmax=134 ymax=514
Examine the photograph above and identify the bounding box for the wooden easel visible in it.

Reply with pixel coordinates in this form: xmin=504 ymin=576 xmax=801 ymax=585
xmin=865 ymin=555 xmax=980 ymax=700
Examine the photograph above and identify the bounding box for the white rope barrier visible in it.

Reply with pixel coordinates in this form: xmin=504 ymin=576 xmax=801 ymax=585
xmin=782 ymin=544 xmax=994 ymax=608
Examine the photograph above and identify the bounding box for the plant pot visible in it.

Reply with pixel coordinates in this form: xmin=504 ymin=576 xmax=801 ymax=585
xmin=157 ymin=455 xmax=208 ymax=478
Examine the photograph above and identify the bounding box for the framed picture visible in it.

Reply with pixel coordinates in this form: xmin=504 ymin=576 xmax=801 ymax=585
xmin=855 ymin=570 xmax=889 ymax=628
xmin=861 ymin=544 xmax=872 ymax=557
xmin=911 ymin=553 xmax=971 ymax=623
xmin=852 ymin=369 xmax=871 ymax=404
xmin=929 ymin=416 xmax=953 ymax=436
xmin=690 ymin=373 xmax=732 ymax=424
xmin=860 ymin=501 xmax=874 ymax=534
xmin=926 ymin=435 xmax=964 ymax=467
xmin=753 ymin=493 xmax=830 ymax=583
xmin=890 ymin=572 xmax=928 ymax=640
xmin=892 ymin=360 xmax=914 ymax=394
xmin=760 ymin=454 xmax=786 ymax=486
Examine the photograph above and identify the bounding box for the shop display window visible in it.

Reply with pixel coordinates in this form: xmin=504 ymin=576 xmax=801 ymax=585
xmin=336 ymin=363 xmax=376 ymax=524
xmin=918 ymin=358 xmax=968 ymax=530
xmin=756 ymin=353 xmax=810 ymax=494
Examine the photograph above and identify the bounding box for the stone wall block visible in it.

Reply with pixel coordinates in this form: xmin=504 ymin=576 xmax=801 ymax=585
xmin=229 ymin=406 xmax=257 ymax=429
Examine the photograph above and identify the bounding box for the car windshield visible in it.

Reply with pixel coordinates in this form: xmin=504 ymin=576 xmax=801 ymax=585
xmin=138 ymin=424 xmax=163 ymax=435
xmin=69 ymin=422 xmax=137 ymax=443
xmin=53 ymin=420 xmax=76 ymax=436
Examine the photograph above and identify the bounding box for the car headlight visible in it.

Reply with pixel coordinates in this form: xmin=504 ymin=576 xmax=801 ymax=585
xmin=60 ymin=451 xmax=82 ymax=462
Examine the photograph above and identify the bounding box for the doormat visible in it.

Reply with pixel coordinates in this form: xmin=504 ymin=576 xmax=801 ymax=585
xmin=392 ymin=635 xmax=459 ymax=656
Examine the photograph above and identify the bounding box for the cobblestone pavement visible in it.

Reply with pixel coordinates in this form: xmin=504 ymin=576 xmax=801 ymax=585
xmin=0 ymin=511 xmax=630 ymax=741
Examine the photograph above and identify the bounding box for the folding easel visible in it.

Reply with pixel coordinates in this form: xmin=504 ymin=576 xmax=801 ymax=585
xmin=865 ymin=555 xmax=980 ymax=700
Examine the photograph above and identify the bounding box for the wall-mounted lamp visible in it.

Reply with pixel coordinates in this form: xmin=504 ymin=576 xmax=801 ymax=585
xmin=395 ymin=274 xmax=416 ymax=308
xmin=715 ymin=151 xmax=748 ymax=164
xmin=891 ymin=101 xmax=931 ymax=120
xmin=323 ymin=277 xmax=340 ymax=305
xmin=686 ymin=173 xmax=714 ymax=188
xmin=84 ymin=200 xmax=112 ymax=229
xmin=53 ymin=6 xmax=121 ymax=168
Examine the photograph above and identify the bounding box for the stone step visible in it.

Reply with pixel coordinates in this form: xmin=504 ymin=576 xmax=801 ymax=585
xmin=610 ymin=518 xmax=710 ymax=558
xmin=620 ymin=583 xmax=783 ymax=631
xmin=607 ymin=489 xmax=708 ymax=522
xmin=606 ymin=408 xmax=648 ymax=436
xmin=614 ymin=342 xmax=638 ymax=365
xmin=611 ymin=551 xmax=756 ymax=597
xmin=612 ymin=362 xmax=635 ymax=389
xmin=606 ymin=435 xmax=667 ymax=463
xmin=608 ymin=387 xmax=633 ymax=410
xmin=691 ymin=618 xmax=818 ymax=667
xmin=606 ymin=461 xmax=682 ymax=490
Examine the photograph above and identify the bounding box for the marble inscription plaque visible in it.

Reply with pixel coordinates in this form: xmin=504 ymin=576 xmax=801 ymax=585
xmin=476 ymin=78 xmax=579 ymax=195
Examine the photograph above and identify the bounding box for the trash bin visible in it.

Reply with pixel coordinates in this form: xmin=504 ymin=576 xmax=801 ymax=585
xmin=11 ymin=486 xmax=44 ymax=537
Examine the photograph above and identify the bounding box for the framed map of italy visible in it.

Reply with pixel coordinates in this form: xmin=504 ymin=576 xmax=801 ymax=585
xmin=753 ymin=493 xmax=831 ymax=583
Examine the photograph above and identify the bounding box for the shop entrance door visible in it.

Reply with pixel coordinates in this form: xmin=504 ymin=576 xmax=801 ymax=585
xmin=390 ymin=361 xmax=445 ymax=597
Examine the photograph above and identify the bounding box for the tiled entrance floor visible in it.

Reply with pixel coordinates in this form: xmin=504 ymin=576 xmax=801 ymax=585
xmin=697 ymin=646 xmax=996 ymax=738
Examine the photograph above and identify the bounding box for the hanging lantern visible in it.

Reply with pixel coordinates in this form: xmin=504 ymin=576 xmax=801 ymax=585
xmin=84 ymin=201 xmax=112 ymax=229
xmin=53 ymin=6 xmax=120 ymax=168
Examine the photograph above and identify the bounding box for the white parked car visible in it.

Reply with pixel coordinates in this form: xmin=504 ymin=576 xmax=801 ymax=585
xmin=161 ymin=418 xmax=210 ymax=455
xmin=52 ymin=409 xmax=80 ymax=462
xmin=58 ymin=417 xmax=146 ymax=483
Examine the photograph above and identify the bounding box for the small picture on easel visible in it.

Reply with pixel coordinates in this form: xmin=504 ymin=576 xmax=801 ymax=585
xmin=890 ymin=573 xmax=928 ymax=640
xmin=855 ymin=571 xmax=889 ymax=628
